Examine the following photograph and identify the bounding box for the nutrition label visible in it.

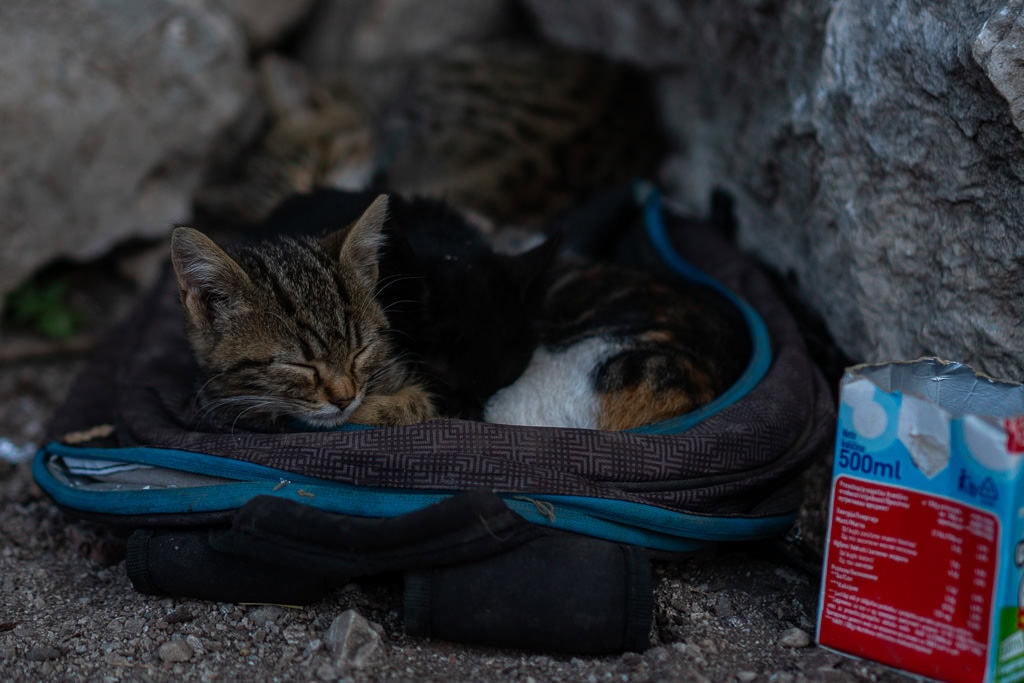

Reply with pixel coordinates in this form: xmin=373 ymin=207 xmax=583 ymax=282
xmin=818 ymin=476 xmax=999 ymax=683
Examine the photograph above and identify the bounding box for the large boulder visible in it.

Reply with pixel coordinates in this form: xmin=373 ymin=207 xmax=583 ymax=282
xmin=298 ymin=0 xmax=519 ymax=73
xmin=218 ymin=0 xmax=317 ymax=50
xmin=0 ymin=0 xmax=251 ymax=302
xmin=526 ymin=0 xmax=1024 ymax=381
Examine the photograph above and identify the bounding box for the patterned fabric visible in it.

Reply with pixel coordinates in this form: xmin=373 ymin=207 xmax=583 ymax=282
xmin=47 ymin=210 xmax=834 ymax=518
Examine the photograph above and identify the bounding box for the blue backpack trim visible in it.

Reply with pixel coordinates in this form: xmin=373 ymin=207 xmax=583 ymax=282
xmin=628 ymin=185 xmax=772 ymax=435
xmin=35 ymin=442 xmax=795 ymax=552
xmin=33 ymin=187 xmax=790 ymax=551
xmin=317 ymin=186 xmax=772 ymax=436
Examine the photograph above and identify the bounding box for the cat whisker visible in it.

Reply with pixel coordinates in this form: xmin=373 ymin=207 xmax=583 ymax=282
xmin=379 ymin=299 xmax=418 ymax=316
xmin=196 ymin=394 xmax=313 ymax=427
xmin=229 ymin=400 xmax=281 ymax=433
xmin=374 ymin=273 xmax=423 ymax=299
xmin=191 ymin=371 xmax=231 ymax=407
xmin=364 ymin=363 xmax=406 ymax=392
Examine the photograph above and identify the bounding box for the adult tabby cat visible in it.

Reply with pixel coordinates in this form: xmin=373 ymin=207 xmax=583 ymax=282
xmin=172 ymin=190 xmax=554 ymax=431
xmin=197 ymin=41 xmax=663 ymax=230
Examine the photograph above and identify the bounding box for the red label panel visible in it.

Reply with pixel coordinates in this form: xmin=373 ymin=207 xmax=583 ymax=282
xmin=818 ymin=476 xmax=998 ymax=683
xmin=1006 ymin=417 xmax=1024 ymax=454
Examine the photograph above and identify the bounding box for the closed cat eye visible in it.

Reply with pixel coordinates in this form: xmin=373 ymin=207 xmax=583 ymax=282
xmin=280 ymin=363 xmax=321 ymax=383
xmin=348 ymin=344 xmax=372 ymax=374
xmin=352 ymin=344 xmax=372 ymax=362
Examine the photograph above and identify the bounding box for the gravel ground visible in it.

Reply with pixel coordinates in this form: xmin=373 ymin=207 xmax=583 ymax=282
xmin=0 ymin=263 xmax=915 ymax=682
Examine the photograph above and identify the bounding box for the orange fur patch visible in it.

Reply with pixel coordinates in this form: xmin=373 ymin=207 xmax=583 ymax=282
xmin=597 ymin=385 xmax=698 ymax=431
xmin=351 ymin=384 xmax=437 ymax=425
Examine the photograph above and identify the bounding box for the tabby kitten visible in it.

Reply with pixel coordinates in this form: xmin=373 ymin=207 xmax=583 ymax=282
xmin=171 ymin=195 xmax=435 ymax=430
xmin=173 ymin=190 xmax=555 ymax=430
xmin=259 ymin=188 xmax=556 ymax=420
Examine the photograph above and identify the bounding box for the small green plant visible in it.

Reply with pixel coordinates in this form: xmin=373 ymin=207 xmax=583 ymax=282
xmin=4 ymin=279 xmax=80 ymax=340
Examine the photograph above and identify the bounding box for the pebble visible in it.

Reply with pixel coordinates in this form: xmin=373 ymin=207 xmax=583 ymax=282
xmin=325 ymin=609 xmax=382 ymax=669
xmin=678 ymin=642 xmax=707 ymax=666
xmin=158 ymin=639 xmax=193 ymax=662
xmin=735 ymin=671 xmax=758 ymax=682
xmin=249 ymin=605 xmax=285 ymax=627
xmin=164 ymin=608 xmax=194 ymax=625
xmin=185 ymin=634 xmax=205 ymax=656
xmin=316 ymin=662 xmax=338 ymax=681
xmin=699 ymin=638 xmax=719 ymax=655
xmin=779 ymin=627 xmax=812 ymax=648
xmin=24 ymin=645 xmax=62 ymax=661
xmin=282 ymin=623 xmax=307 ymax=646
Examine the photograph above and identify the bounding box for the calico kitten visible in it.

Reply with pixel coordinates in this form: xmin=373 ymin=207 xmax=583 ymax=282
xmin=484 ymin=195 xmax=751 ymax=432
xmin=172 ymin=195 xmax=434 ymax=429
xmin=484 ymin=266 xmax=750 ymax=430
xmin=197 ymin=42 xmax=663 ymax=228
xmin=173 ymin=190 xmax=554 ymax=430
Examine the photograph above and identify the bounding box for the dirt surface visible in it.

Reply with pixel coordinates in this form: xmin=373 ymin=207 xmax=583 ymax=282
xmin=0 ymin=269 xmax=914 ymax=682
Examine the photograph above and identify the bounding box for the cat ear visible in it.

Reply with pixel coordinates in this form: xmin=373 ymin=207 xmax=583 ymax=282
xmin=170 ymin=227 xmax=251 ymax=327
xmin=325 ymin=194 xmax=389 ymax=287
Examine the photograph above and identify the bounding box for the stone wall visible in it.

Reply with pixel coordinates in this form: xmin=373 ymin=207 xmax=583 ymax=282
xmin=0 ymin=0 xmax=514 ymax=307
xmin=527 ymin=0 xmax=1024 ymax=380
xmin=4 ymin=0 xmax=1021 ymax=381
xmin=0 ymin=0 xmax=251 ymax=299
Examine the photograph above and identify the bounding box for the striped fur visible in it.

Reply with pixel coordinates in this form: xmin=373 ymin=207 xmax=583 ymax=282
xmin=171 ymin=195 xmax=435 ymax=430
xmin=196 ymin=42 xmax=663 ymax=228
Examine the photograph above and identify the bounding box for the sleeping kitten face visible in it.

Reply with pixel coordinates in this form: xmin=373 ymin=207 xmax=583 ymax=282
xmin=171 ymin=195 xmax=408 ymax=430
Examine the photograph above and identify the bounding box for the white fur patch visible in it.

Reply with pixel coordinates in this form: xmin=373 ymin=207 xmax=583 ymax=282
xmin=484 ymin=337 xmax=619 ymax=429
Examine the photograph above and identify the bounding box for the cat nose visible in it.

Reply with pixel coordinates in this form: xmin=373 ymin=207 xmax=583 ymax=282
xmin=331 ymin=396 xmax=354 ymax=410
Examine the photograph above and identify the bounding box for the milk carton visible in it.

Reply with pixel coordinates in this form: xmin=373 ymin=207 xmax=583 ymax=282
xmin=817 ymin=358 xmax=1024 ymax=682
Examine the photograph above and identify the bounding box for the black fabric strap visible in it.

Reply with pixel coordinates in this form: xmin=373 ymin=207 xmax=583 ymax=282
xmin=404 ymin=533 xmax=653 ymax=654
xmin=126 ymin=491 xmax=540 ymax=605
xmin=126 ymin=527 xmax=332 ymax=605
xmin=209 ymin=490 xmax=541 ymax=577
xmin=125 ymin=491 xmax=655 ymax=654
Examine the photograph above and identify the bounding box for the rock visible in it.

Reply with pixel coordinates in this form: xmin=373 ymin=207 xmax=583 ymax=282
xmin=315 ymin=662 xmax=339 ymax=681
xmin=350 ymin=0 xmax=515 ymax=63
xmin=324 ymin=609 xmax=382 ymax=670
xmin=973 ymin=1 xmax=1024 ymax=134
xmin=164 ymin=608 xmax=194 ymax=626
xmin=524 ymin=0 xmax=691 ymax=68
xmin=780 ymin=627 xmax=812 ymax=648
xmin=218 ymin=0 xmax=316 ymax=49
xmin=0 ymin=0 xmax=250 ymax=304
xmin=185 ymin=634 xmax=205 ymax=657
xmin=24 ymin=645 xmax=62 ymax=661
xmin=248 ymin=605 xmax=285 ymax=627
xmin=524 ymin=0 xmax=1024 ymax=381
xmin=157 ymin=639 xmax=193 ymax=663
xmin=282 ymin=623 xmax=308 ymax=646
xmin=678 ymin=642 xmax=707 ymax=666
xmin=299 ymin=0 xmax=519 ymax=72
xmin=714 ymin=594 xmax=734 ymax=618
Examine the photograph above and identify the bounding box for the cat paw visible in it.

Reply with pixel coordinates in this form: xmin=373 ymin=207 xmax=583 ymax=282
xmin=351 ymin=386 xmax=438 ymax=425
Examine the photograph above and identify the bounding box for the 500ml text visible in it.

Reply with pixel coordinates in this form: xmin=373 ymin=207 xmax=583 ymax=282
xmin=837 ymin=448 xmax=902 ymax=480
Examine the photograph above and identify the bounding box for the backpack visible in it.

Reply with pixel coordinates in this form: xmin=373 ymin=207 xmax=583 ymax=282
xmin=34 ymin=185 xmax=834 ymax=654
